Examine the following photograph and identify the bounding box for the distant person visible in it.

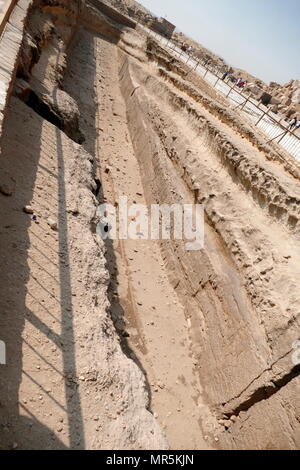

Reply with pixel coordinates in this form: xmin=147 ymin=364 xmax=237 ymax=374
xmin=222 ymin=70 xmax=229 ymax=80
xmin=288 ymin=116 xmax=298 ymax=130
xmin=237 ymin=79 xmax=246 ymax=89
xmin=296 ymin=120 xmax=300 ymax=130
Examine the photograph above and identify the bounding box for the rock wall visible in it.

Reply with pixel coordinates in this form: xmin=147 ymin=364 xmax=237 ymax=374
xmin=267 ymin=79 xmax=300 ymax=118
xmin=0 ymin=0 xmax=167 ymax=450
xmin=119 ymin=51 xmax=300 ymax=450
xmin=87 ymin=0 xmax=136 ymax=29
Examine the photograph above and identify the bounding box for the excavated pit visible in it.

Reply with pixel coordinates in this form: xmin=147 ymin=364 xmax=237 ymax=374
xmin=117 ymin=52 xmax=300 ymax=449
xmin=1 ymin=0 xmax=300 ymax=450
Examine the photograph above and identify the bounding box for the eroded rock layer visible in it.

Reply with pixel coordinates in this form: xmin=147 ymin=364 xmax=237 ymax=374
xmin=0 ymin=0 xmax=300 ymax=450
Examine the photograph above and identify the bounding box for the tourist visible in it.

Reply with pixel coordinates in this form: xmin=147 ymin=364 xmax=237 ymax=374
xmin=238 ymin=80 xmax=247 ymax=89
xmin=288 ymin=116 xmax=298 ymax=130
xmin=222 ymin=70 xmax=229 ymax=80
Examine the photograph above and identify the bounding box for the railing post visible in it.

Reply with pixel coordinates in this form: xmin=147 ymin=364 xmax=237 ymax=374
xmin=255 ymin=108 xmax=269 ymax=126
xmin=226 ymin=85 xmax=234 ymax=98
xmin=240 ymin=98 xmax=248 ymax=110
xmin=267 ymin=129 xmax=288 ymax=144
xmin=214 ymin=76 xmax=220 ymax=88
xmin=240 ymin=93 xmax=251 ymax=110
xmin=278 ymin=130 xmax=288 ymax=144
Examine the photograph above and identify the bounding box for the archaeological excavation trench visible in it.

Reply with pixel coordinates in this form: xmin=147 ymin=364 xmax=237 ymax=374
xmin=0 ymin=0 xmax=300 ymax=450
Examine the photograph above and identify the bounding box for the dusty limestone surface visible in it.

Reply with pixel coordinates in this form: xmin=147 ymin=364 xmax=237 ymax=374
xmin=0 ymin=97 xmax=167 ymax=450
xmin=0 ymin=0 xmax=167 ymax=450
xmin=1 ymin=0 xmax=300 ymax=451
xmin=117 ymin=41 xmax=300 ymax=449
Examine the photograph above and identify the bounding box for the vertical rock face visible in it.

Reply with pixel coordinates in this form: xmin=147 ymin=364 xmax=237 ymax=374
xmin=0 ymin=0 xmax=167 ymax=450
xmin=117 ymin=45 xmax=300 ymax=449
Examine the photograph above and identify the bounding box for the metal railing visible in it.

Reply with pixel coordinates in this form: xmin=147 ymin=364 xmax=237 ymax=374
xmin=141 ymin=24 xmax=300 ymax=162
xmin=0 ymin=0 xmax=17 ymax=37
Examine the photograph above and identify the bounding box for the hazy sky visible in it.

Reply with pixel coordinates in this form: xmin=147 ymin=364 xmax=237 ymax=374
xmin=139 ymin=0 xmax=300 ymax=84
